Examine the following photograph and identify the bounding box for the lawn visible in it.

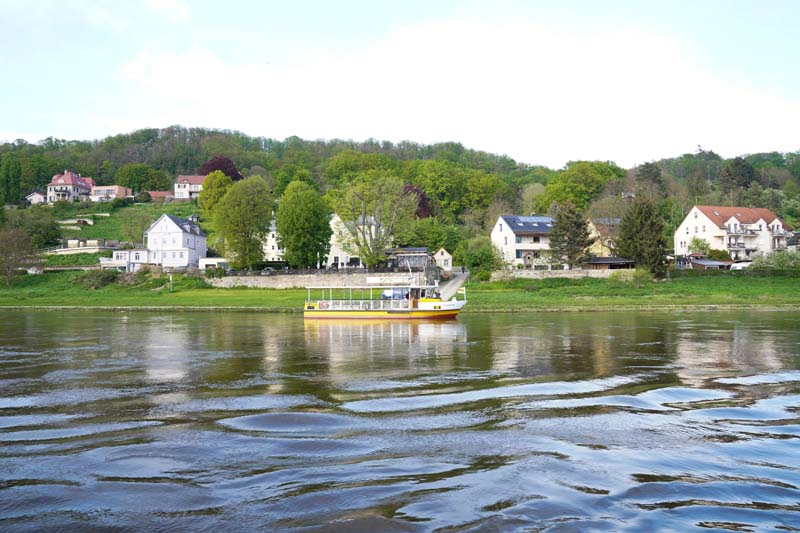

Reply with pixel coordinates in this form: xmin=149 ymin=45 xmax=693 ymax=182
xmin=57 ymin=202 xmax=210 ymax=242
xmin=0 ymin=271 xmax=798 ymax=312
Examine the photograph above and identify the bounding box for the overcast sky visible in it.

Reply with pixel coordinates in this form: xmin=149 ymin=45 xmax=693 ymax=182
xmin=1 ymin=0 xmax=799 ymax=168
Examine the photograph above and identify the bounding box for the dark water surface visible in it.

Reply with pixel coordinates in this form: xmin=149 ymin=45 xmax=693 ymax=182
xmin=1 ymin=310 xmax=800 ymax=532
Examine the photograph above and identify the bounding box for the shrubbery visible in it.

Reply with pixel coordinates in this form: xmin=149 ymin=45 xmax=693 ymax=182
xmin=749 ymin=251 xmax=800 ymax=272
xmin=79 ymin=269 xmax=120 ymax=289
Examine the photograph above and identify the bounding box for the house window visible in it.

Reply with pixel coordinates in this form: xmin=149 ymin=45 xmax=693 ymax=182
xmin=702 ymin=225 xmax=705 ymax=232
xmin=499 ymin=224 xmax=503 ymax=232
xmin=515 ymin=250 xmax=522 ymax=259
xmin=533 ymin=251 xmax=540 ymax=259
xmin=694 ymin=212 xmax=697 ymax=219
xmin=504 ymin=237 xmax=507 ymax=245
xmin=179 ymin=252 xmax=184 ymax=259
xmin=685 ymin=228 xmax=689 ymax=235
xmin=134 ymin=253 xmax=140 ymax=261
xmin=444 ymin=259 xmax=449 ymax=266
xmin=758 ymin=224 xmax=762 ymax=230
xmin=533 ymin=236 xmax=540 ymax=243
xmin=694 ymin=226 xmax=698 ymax=233
xmin=515 ymin=236 xmax=522 ymax=244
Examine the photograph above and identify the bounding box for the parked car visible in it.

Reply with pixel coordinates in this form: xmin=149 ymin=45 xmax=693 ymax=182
xmin=260 ymin=267 xmax=275 ymax=275
xmin=730 ymin=261 xmax=752 ymax=270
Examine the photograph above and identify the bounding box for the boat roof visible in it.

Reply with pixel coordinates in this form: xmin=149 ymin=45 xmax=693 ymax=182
xmin=306 ymin=285 xmax=439 ymax=290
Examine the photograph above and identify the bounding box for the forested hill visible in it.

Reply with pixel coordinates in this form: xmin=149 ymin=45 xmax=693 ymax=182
xmin=0 ymin=126 xmax=549 ymax=193
xmin=1 ymin=126 xmax=799 ymax=232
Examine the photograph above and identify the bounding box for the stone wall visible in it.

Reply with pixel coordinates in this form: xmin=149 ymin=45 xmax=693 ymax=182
xmin=209 ymin=272 xmax=425 ymax=289
xmin=491 ymin=269 xmax=630 ymax=281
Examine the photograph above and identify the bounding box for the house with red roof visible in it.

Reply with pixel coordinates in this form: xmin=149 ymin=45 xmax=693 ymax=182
xmin=174 ymin=175 xmax=207 ymax=200
xmin=46 ymin=171 xmax=95 ymax=203
xmin=674 ymin=205 xmax=791 ymax=261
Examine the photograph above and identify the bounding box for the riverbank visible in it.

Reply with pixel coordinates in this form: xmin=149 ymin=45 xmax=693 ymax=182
xmin=1 ymin=271 xmax=799 ymax=312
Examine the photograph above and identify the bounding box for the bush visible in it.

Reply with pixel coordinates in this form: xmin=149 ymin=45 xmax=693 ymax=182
xmin=749 ymin=251 xmax=800 ymax=272
xmin=608 ymin=268 xmax=652 ymax=288
xmin=79 ymin=269 xmax=119 ymax=289
xmin=473 ymin=270 xmax=491 ymax=282
xmin=111 ymin=197 xmax=133 ymax=209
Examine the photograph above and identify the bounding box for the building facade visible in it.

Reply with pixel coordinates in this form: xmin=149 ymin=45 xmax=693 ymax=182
xmin=145 ymin=214 xmax=207 ymax=268
xmin=587 ymin=218 xmax=620 ymax=257
xmin=90 ymin=185 xmax=132 ymax=202
xmin=46 ymin=171 xmax=95 ymax=203
xmin=491 ymin=215 xmax=553 ymax=268
xmin=434 ymin=248 xmax=453 ymax=272
xmin=174 ymin=175 xmax=207 ymax=200
xmin=674 ymin=205 xmax=790 ymax=260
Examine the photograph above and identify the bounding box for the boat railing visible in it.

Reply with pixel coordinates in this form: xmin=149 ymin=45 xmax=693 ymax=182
xmin=310 ymin=298 xmax=412 ymax=311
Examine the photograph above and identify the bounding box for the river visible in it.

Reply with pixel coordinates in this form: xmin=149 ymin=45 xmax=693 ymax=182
xmin=1 ymin=310 xmax=799 ymax=531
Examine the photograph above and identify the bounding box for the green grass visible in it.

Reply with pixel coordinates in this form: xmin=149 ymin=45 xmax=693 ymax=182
xmin=58 ymin=202 xmax=210 ymax=242
xmin=0 ymin=271 xmax=798 ymax=312
xmin=465 ymin=276 xmax=800 ymax=311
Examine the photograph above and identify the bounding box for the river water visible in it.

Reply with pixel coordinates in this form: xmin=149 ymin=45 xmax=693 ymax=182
xmin=1 ymin=310 xmax=800 ymax=532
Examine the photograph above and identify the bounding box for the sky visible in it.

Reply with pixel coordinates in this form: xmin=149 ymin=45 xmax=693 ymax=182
xmin=1 ymin=0 xmax=799 ymax=169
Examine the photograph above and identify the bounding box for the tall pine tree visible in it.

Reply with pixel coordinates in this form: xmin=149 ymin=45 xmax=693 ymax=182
xmin=615 ymin=197 xmax=666 ymax=275
xmin=0 ymin=154 xmax=22 ymax=206
xmin=548 ymin=201 xmax=593 ymax=268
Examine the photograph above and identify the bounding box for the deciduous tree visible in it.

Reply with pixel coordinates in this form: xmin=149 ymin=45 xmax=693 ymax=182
xmin=325 ymin=171 xmax=415 ymax=267
xmin=0 ymin=154 xmax=22 ymax=205
xmin=115 ymin=163 xmax=171 ymax=192
xmin=0 ymin=228 xmax=39 ymax=285
xmin=214 ymin=176 xmax=273 ymax=269
xmin=198 ymin=155 xmax=244 ymax=180
xmin=276 ymin=181 xmax=332 ymax=268
xmin=198 ymin=170 xmax=232 ymax=217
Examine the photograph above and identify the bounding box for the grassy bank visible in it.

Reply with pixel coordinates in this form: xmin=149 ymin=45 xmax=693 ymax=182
xmin=0 ymin=271 xmax=799 ymax=312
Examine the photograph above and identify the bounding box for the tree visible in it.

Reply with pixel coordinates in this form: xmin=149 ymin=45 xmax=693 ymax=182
xmin=537 ymin=161 xmax=625 ymax=212
xmin=325 ymin=171 xmax=416 ymax=267
xmin=198 ymin=170 xmax=232 ymax=217
xmin=198 ymin=155 xmax=244 ymax=180
xmin=119 ymin=209 xmax=153 ymax=244
xmin=5 ymin=206 xmax=60 ymax=249
xmin=548 ymin=201 xmax=594 ymax=268
xmin=719 ymin=157 xmax=756 ymax=194
xmin=214 ymin=176 xmax=273 ymax=269
xmin=453 ymin=236 xmax=501 ymax=276
xmin=615 ymin=197 xmax=667 ymax=275
xmin=276 ymin=181 xmax=332 ymax=268
xmin=115 ymin=163 xmax=171 ymax=192
xmin=0 ymin=154 xmax=22 ymax=205
xmin=635 ymin=162 xmax=667 ymax=197
xmin=394 ymin=217 xmax=463 ymax=252
xmin=0 ymin=228 xmax=39 ymax=285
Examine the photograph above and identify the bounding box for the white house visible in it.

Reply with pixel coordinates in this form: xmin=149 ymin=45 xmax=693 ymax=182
xmin=100 ymin=249 xmax=154 ymax=272
xmin=145 ymin=214 xmax=207 ymax=268
xmin=434 ymin=247 xmax=453 ymax=272
xmin=491 ymin=215 xmax=553 ymax=268
xmin=174 ymin=175 xmax=207 ymax=200
xmin=674 ymin=205 xmax=790 ymax=261
xmin=46 ymin=171 xmax=94 ymax=203
xmin=326 ymin=214 xmax=381 ymax=268
xmin=263 ymin=219 xmax=284 ymax=262
xmin=26 ymin=191 xmax=45 ymax=205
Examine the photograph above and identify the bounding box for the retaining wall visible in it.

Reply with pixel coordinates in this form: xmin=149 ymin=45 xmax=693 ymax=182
xmin=209 ymin=272 xmax=424 ymax=289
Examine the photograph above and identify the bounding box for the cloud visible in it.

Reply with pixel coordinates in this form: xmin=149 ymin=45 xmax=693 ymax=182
xmin=115 ymin=17 xmax=800 ymax=168
xmin=144 ymin=0 xmax=190 ymax=23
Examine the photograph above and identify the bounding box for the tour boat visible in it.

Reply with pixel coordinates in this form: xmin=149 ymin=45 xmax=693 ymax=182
xmin=304 ymin=284 xmax=466 ymax=320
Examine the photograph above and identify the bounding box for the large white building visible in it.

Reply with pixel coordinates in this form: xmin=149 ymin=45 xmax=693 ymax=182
xmin=100 ymin=214 xmax=207 ymax=271
xmin=674 ymin=205 xmax=790 ymax=260
xmin=490 ymin=215 xmax=553 ymax=268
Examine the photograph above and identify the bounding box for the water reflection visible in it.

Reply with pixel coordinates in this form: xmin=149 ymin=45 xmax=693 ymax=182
xmin=1 ymin=310 xmax=800 ymax=531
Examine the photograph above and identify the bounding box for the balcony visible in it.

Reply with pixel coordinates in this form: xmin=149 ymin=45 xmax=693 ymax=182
xmin=727 ymin=243 xmax=745 ymax=250
xmin=726 ymin=229 xmax=757 ymax=236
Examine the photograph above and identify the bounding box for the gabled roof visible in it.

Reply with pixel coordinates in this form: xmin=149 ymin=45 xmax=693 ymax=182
xmin=590 ymin=218 xmax=621 ymax=237
xmin=148 ymin=190 xmax=174 ymax=198
xmin=499 ymin=215 xmax=553 ymax=235
xmin=695 ymin=205 xmax=785 ymax=229
xmin=148 ymin=213 xmax=206 ymax=237
xmin=177 ymin=175 xmax=207 ymax=185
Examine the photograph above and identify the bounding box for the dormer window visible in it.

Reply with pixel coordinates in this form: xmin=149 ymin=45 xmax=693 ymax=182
xmin=499 ymin=223 xmax=503 ymax=232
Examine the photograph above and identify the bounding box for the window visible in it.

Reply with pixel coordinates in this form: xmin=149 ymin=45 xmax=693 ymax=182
xmin=499 ymin=223 xmax=503 ymax=232
xmin=702 ymin=225 xmax=705 ymax=232
xmin=694 ymin=212 xmax=697 ymax=219
xmin=504 ymin=237 xmax=507 ymax=245
xmin=533 ymin=251 xmax=540 ymax=259
xmin=685 ymin=228 xmax=689 ymax=234
xmin=515 ymin=250 xmax=522 ymax=259
xmin=444 ymin=259 xmax=449 ymax=266
xmin=134 ymin=253 xmax=140 ymax=261
xmin=694 ymin=226 xmax=698 ymax=233
xmin=515 ymin=236 xmax=522 ymax=244
xmin=533 ymin=236 xmax=540 ymax=243
xmin=179 ymin=252 xmax=184 ymax=259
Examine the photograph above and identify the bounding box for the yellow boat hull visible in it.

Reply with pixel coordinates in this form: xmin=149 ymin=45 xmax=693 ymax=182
xmin=304 ymin=309 xmax=461 ymax=320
